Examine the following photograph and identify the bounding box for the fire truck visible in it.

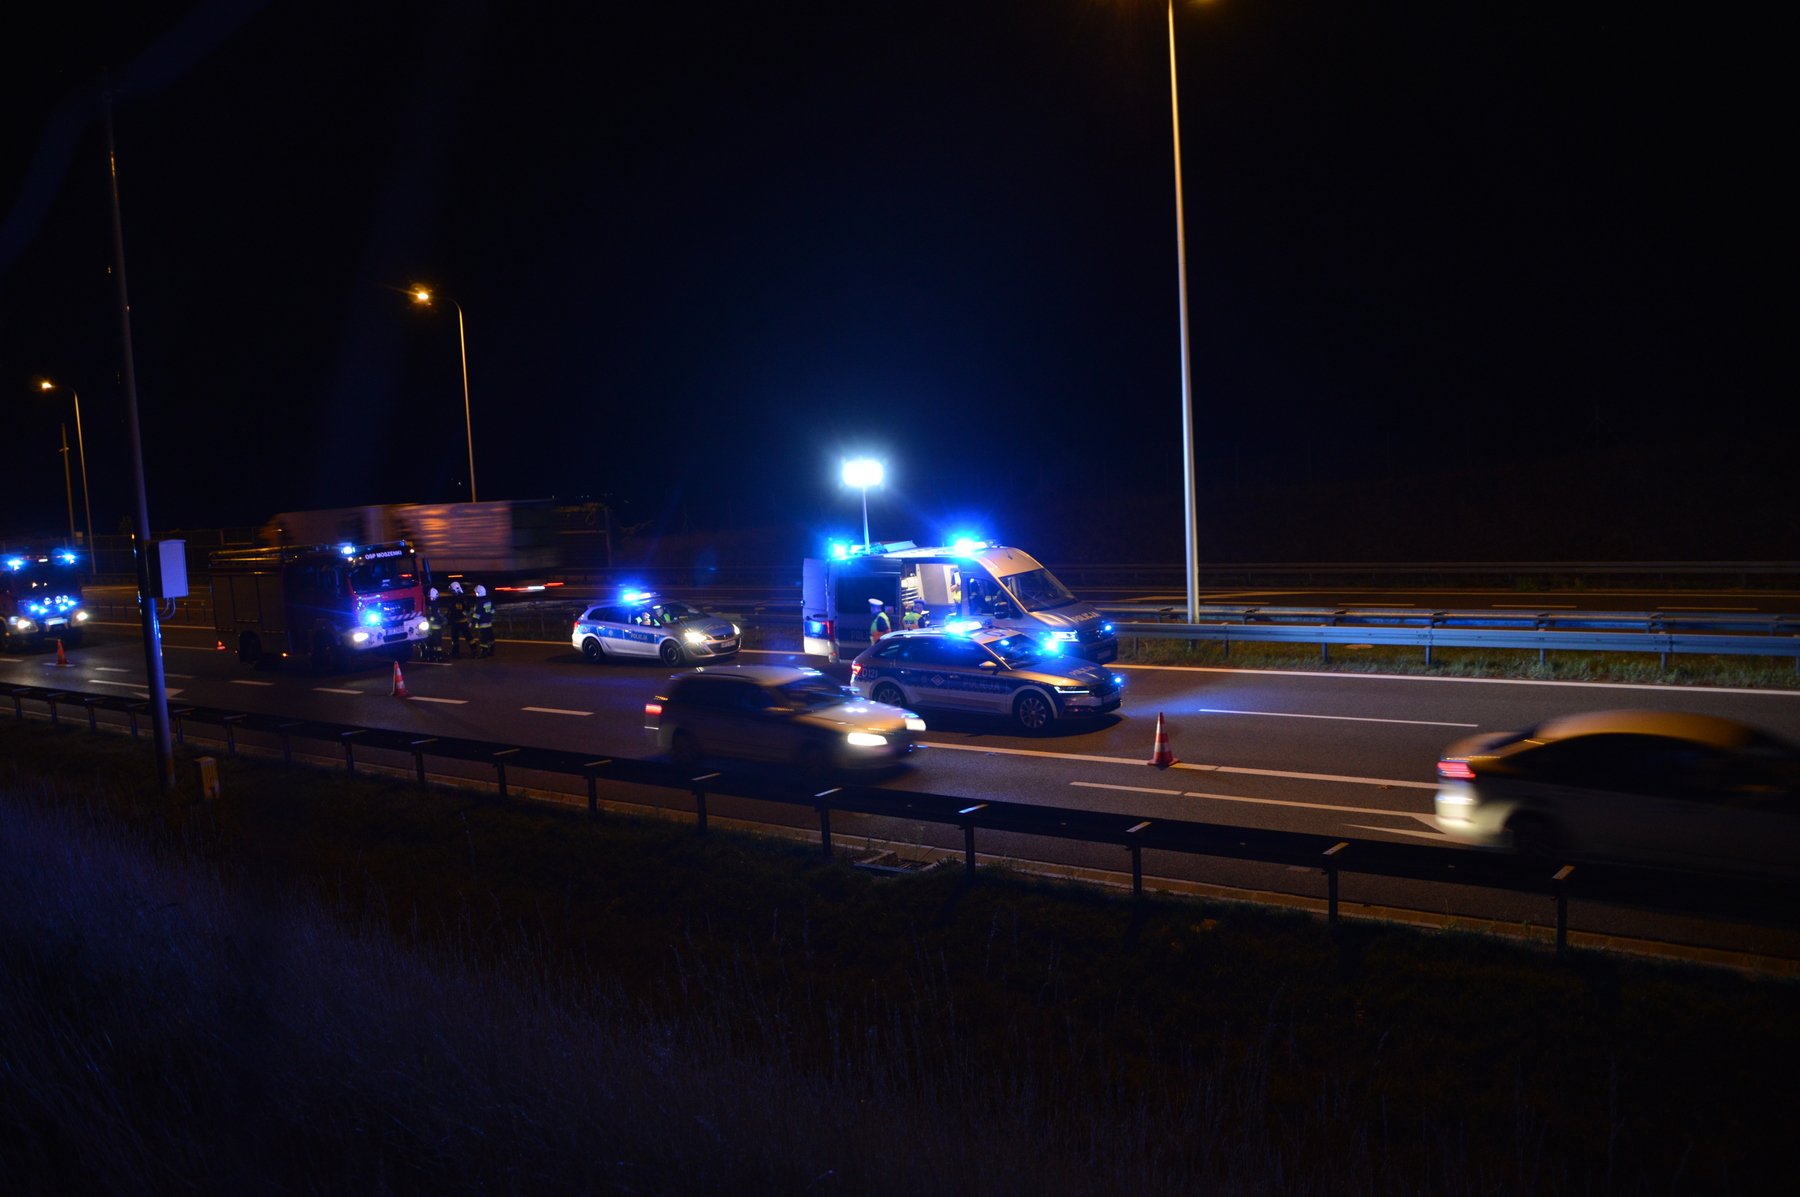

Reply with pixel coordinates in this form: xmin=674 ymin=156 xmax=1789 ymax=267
xmin=209 ymin=541 xmax=431 ymax=671
xmin=801 ymin=539 xmax=1117 ymax=664
xmin=1 ymin=550 xmax=91 ymax=652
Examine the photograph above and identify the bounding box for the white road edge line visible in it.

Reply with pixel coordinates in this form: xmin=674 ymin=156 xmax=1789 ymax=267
xmin=312 ymin=687 xmax=362 ymax=695
xmin=1113 ymin=662 xmax=1800 ymax=697
xmin=1173 ymin=787 xmax=1441 ymax=826
xmin=920 ymin=739 xmax=1437 ymax=788
xmin=522 ymin=706 xmax=592 ymax=716
xmin=95 ymin=667 xmax=129 ymax=672
xmin=1344 ymin=823 xmax=1456 ymax=840
xmin=80 ymin=680 xmax=182 ymax=695
xmin=1198 ymin=706 xmax=1477 ymax=728
xmin=1066 ymin=781 xmax=1185 ymax=796
xmin=230 ymin=679 xmax=275 ymax=686
xmin=407 ymin=695 xmax=466 ymax=704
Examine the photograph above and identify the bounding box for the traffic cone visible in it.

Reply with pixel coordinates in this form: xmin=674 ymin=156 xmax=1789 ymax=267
xmin=216 ymin=640 xmax=227 ymax=651
xmin=391 ymin=659 xmax=410 ymax=698
xmin=53 ymin=638 xmax=71 ymax=667
xmin=1147 ymin=711 xmax=1178 ymax=768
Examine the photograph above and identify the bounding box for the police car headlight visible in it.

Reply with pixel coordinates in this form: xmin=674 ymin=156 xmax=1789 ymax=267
xmin=904 ymin=717 xmax=926 ymax=731
xmin=846 ymin=732 xmax=887 ymax=747
xmin=351 ymin=631 xmax=370 ymax=644
xmin=684 ymin=630 xmax=707 ymax=644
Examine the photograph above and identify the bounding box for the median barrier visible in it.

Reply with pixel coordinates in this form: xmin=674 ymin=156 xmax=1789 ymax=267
xmin=9 ymin=683 xmax=1800 ymax=935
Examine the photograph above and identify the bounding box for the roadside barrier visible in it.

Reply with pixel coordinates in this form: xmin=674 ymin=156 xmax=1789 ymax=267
xmin=8 ymin=683 xmax=1798 ymax=946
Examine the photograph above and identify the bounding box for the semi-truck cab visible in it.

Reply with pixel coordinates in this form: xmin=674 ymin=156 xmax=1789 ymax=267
xmin=802 ymin=540 xmax=1116 ymax=664
xmin=210 ymin=540 xmax=431 ymax=671
xmin=1 ymin=551 xmax=90 ymax=651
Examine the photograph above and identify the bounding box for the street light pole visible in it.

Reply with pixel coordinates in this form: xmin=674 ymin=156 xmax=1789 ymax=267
xmin=103 ymin=89 xmax=175 ymax=792
xmin=72 ymin=391 xmax=94 ymax=553
xmin=58 ymin=424 xmax=76 ymax=547
xmin=841 ymin=459 xmax=884 ymax=550
xmin=1168 ymin=0 xmax=1200 ymax=624
xmin=412 ymin=289 xmax=478 ymax=503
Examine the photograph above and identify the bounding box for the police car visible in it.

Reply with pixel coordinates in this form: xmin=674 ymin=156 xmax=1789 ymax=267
xmin=849 ymin=622 xmax=1124 ymax=733
xmin=571 ymin=591 xmax=741 ymax=666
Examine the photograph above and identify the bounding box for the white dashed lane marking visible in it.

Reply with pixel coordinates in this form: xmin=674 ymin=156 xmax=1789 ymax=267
xmin=922 ymin=740 xmax=1437 ymax=789
xmin=231 ymin=679 xmax=275 ymax=686
xmin=1198 ymin=707 xmax=1477 ymax=728
xmin=1070 ymin=782 xmax=1442 ymax=828
xmin=406 ymin=695 xmax=466 ymax=705
xmin=313 ymin=687 xmax=362 ymax=695
xmin=522 ymin=706 xmax=592 ymax=716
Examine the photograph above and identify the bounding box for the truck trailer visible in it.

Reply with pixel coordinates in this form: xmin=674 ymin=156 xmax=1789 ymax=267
xmin=210 ymin=541 xmax=430 ymax=671
xmin=266 ymin=501 xmax=557 ymax=579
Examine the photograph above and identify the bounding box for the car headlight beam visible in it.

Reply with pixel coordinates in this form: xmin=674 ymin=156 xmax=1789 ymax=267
xmin=845 ymin=732 xmax=887 ymax=747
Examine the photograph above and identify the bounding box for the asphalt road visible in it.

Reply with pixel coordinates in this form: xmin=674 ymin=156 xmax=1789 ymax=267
xmin=12 ymin=619 xmax=1800 ymax=959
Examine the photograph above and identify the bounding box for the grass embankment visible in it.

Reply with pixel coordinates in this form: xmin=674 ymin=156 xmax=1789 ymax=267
xmin=3 ymin=721 xmax=1795 ymax=1194
xmin=1115 ymin=637 xmax=1800 ymax=690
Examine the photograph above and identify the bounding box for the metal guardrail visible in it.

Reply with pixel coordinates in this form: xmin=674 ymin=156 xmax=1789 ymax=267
xmin=9 ymin=684 xmax=1799 ymax=944
xmin=1115 ymin=606 xmax=1800 ymax=670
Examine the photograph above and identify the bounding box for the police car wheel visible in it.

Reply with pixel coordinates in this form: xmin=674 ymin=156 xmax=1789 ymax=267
xmin=871 ymin=682 xmax=906 ymax=708
xmin=659 ymin=639 xmax=685 ymax=666
xmin=1013 ymin=690 xmax=1055 ymax=734
xmin=581 ymin=637 xmax=605 ymax=664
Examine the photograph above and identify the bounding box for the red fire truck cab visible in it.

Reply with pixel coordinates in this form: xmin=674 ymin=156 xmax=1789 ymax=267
xmin=210 ymin=541 xmax=431 ymax=671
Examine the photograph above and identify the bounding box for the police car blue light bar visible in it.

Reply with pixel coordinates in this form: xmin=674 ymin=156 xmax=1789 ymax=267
xmin=620 ymin=589 xmax=655 ymax=604
xmin=339 ymin=544 xmax=356 ymax=556
xmin=950 ymin=537 xmax=988 ymax=555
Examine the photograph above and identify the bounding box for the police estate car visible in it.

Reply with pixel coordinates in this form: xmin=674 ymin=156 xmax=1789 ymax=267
xmin=849 ymin=623 xmax=1124 ymax=733
xmin=572 ymin=593 xmax=741 ymax=665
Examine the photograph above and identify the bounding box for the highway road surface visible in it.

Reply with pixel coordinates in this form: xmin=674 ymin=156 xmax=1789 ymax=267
xmin=10 ymin=618 xmax=1800 ymax=961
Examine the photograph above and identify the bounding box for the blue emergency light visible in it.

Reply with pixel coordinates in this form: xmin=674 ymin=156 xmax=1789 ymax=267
xmin=950 ymin=537 xmax=988 ymax=555
xmin=56 ymin=551 xmax=78 ymax=565
xmin=3 ymin=557 xmax=22 ymax=571
xmin=943 ymin=619 xmax=985 ymax=636
xmin=339 ymin=544 xmax=356 ymax=556
xmin=621 ymin=589 xmax=655 ymax=604
xmin=361 ymin=608 xmax=385 ymax=626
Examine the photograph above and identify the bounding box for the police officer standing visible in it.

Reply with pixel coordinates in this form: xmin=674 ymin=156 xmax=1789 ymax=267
xmin=472 ymin=585 xmax=496 ymax=657
xmin=903 ymin=600 xmax=927 ymax=631
xmin=868 ymin=597 xmax=892 ymax=643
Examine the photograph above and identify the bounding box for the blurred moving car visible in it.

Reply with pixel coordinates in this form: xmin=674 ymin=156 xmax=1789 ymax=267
xmin=1435 ymin=710 xmax=1800 ymax=875
xmin=646 ymin=665 xmax=921 ymax=775
xmin=849 ymin=625 xmax=1124 ymax=734
xmin=573 ymin=591 xmax=739 ymax=666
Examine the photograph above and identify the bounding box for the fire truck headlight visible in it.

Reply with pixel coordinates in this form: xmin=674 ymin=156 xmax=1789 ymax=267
xmin=13 ymin=618 xmax=35 ymax=631
xmin=351 ymin=631 xmax=370 ymax=644
xmin=74 ymin=610 xmax=89 ymax=622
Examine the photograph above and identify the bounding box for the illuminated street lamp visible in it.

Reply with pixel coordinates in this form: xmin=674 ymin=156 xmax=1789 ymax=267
xmin=36 ymin=379 xmax=95 ymax=555
xmin=841 ymin=458 xmax=884 ymax=550
xmin=411 ymin=287 xmax=478 ymax=503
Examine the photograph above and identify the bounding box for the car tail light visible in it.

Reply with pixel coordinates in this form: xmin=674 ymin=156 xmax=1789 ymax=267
xmin=1437 ymin=759 xmax=1476 ymax=780
xmin=850 ymin=662 xmax=862 ymax=679
xmin=644 ymin=702 xmax=663 ymax=718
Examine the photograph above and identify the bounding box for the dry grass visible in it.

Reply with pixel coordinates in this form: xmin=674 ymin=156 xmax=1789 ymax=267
xmin=3 ymin=722 xmax=1795 ymax=1193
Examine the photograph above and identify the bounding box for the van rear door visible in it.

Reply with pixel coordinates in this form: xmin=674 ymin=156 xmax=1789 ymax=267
xmin=802 ymin=558 xmax=836 ymax=659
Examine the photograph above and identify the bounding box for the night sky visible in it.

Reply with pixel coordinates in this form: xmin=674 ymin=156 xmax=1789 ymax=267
xmin=2 ymin=2 xmax=1791 ymax=561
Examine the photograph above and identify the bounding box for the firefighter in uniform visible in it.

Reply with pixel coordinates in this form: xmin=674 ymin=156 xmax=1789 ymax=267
xmin=423 ymin=588 xmax=446 ymax=661
xmin=472 ymin=585 xmax=496 ymax=657
xmin=448 ymin=581 xmax=471 ymax=657
xmin=868 ymin=597 xmax=892 ymax=643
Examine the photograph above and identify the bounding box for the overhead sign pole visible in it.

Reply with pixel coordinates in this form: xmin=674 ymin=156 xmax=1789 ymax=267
xmin=103 ymin=88 xmax=175 ymax=791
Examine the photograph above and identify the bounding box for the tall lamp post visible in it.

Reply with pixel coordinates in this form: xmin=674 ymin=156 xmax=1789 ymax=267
xmin=1167 ymin=0 xmax=1200 ymax=624
xmin=103 ymin=90 xmax=175 ymax=792
xmin=38 ymin=380 xmax=95 ymax=555
xmin=411 ymin=288 xmax=478 ymax=503
xmin=842 ymin=459 xmax=884 ymax=550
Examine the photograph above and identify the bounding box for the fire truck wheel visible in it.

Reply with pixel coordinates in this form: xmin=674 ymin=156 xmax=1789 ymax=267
xmin=238 ymin=632 xmax=262 ymax=664
xmin=581 ymin=637 xmax=605 ymax=663
xmin=659 ymin=639 xmax=685 ymax=666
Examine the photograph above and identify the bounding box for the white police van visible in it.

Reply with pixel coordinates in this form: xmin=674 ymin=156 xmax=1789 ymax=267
xmin=571 ymin=591 xmax=741 ymax=666
xmin=802 ymin=539 xmax=1117 ymax=664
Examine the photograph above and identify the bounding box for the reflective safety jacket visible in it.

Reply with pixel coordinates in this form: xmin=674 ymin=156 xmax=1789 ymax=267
xmin=870 ymin=611 xmax=892 ymax=641
xmin=471 ymin=598 xmax=495 ymax=629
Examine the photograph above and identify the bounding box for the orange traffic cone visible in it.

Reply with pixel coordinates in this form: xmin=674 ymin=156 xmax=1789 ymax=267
xmin=216 ymin=640 xmax=227 ymax=651
xmin=391 ymin=659 xmax=410 ymax=698
xmin=1148 ymin=711 xmax=1178 ymax=768
xmin=53 ymin=638 xmax=71 ymax=667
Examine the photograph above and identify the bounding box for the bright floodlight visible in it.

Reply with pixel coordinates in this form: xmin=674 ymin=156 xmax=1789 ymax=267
xmin=39 ymin=380 xmax=53 ymax=390
xmin=842 ymin=459 xmax=883 ymax=489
